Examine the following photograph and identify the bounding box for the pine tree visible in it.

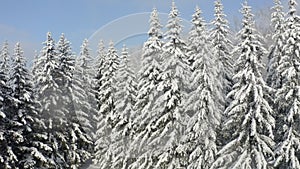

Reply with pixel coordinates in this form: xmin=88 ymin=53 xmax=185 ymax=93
xmin=131 ymin=8 xmax=163 ymax=133
xmin=70 ymin=39 xmax=95 ymax=168
xmin=0 ymin=41 xmax=17 ymax=169
xmin=7 ymin=42 xmax=49 ymax=168
xmin=128 ymin=8 xmax=164 ymax=163
xmin=274 ymin=0 xmax=300 ymax=168
xmin=94 ymin=40 xmax=106 ymax=109
xmin=111 ymin=45 xmax=137 ymax=169
xmin=0 ymin=43 xmax=7 ymax=149
xmin=130 ymin=2 xmax=190 ymax=168
xmin=266 ymin=0 xmax=286 ymax=161
xmin=186 ymin=6 xmax=206 ymax=72
xmin=31 ymin=50 xmax=39 ymax=79
xmin=266 ymin=0 xmax=285 ymax=89
xmin=30 ymin=48 xmax=55 ymax=168
xmin=57 ymin=34 xmax=92 ymax=168
xmin=0 ymin=41 xmax=10 ymax=119
xmin=73 ymin=39 xmax=97 ymax=143
xmin=94 ymin=41 xmax=119 ymax=168
xmin=0 ymin=41 xmax=10 ymax=78
xmin=210 ymin=0 xmax=233 ymax=105
xmin=35 ymin=32 xmax=68 ymax=168
xmin=211 ymin=2 xmax=275 ymax=169
xmin=179 ymin=6 xmax=221 ymax=169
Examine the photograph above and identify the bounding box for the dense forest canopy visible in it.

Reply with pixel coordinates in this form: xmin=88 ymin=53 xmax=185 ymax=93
xmin=1 ymin=0 xmax=300 ymax=169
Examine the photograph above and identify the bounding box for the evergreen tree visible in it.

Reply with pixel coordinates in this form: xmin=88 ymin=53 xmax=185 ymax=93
xmin=128 ymin=8 xmax=164 ymax=164
xmin=266 ymin=0 xmax=285 ymax=89
xmin=266 ymin=0 xmax=286 ymax=162
xmin=35 ymin=32 xmax=68 ymax=168
xmin=0 ymin=41 xmax=10 ymax=119
xmin=73 ymin=39 xmax=97 ymax=142
xmin=111 ymin=45 xmax=137 ymax=169
xmin=8 ymin=42 xmax=49 ymax=168
xmin=0 ymin=41 xmax=10 ymax=78
xmin=179 ymin=6 xmax=221 ymax=169
xmin=0 ymin=42 xmax=7 ymax=165
xmin=211 ymin=2 xmax=275 ymax=169
xmin=131 ymin=8 xmax=163 ymax=135
xmin=0 ymin=41 xmax=16 ymax=169
xmin=274 ymin=0 xmax=300 ymax=168
xmin=94 ymin=40 xmax=106 ymax=111
xmin=130 ymin=2 xmax=190 ymax=168
xmin=210 ymin=0 xmax=233 ymax=105
xmin=94 ymin=41 xmax=119 ymax=168
xmin=31 ymin=50 xmax=39 ymax=79
xmin=57 ymin=34 xmax=92 ymax=168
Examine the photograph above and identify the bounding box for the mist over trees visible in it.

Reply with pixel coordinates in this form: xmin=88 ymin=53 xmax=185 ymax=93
xmin=1 ymin=0 xmax=300 ymax=169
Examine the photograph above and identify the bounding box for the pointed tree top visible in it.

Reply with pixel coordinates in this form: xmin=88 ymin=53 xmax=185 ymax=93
xmin=15 ymin=42 xmax=21 ymax=48
xmin=14 ymin=42 xmax=22 ymax=55
xmin=195 ymin=5 xmax=200 ymax=13
xmin=191 ymin=5 xmax=205 ymax=28
xmin=193 ymin=5 xmax=202 ymax=17
xmin=170 ymin=0 xmax=179 ymax=17
xmin=97 ymin=40 xmax=105 ymax=52
xmin=289 ymin=0 xmax=297 ymax=17
xmin=148 ymin=7 xmax=163 ymax=38
xmin=1 ymin=40 xmax=9 ymax=51
xmin=58 ymin=33 xmax=69 ymax=45
xmin=122 ymin=44 xmax=127 ymax=49
xmin=47 ymin=32 xmax=53 ymax=40
xmin=109 ymin=40 xmax=114 ymax=48
xmin=150 ymin=7 xmax=159 ymax=21
xmin=172 ymin=0 xmax=176 ymax=8
xmin=13 ymin=42 xmax=24 ymax=63
xmin=214 ymin=0 xmax=224 ymax=11
xmin=274 ymin=0 xmax=281 ymax=5
xmin=83 ymin=38 xmax=88 ymax=44
xmin=121 ymin=44 xmax=129 ymax=63
xmin=80 ymin=39 xmax=90 ymax=56
xmin=3 ymin=40 xmax=8 ymax=46
xmin=241 ymin=0 xmax=254 ymax=27
xmin=44 ymin=32 xmax=55 ymax=48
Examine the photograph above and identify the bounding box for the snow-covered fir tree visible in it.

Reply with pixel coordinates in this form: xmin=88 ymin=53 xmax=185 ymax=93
xmin=57 ymin=33 xmax=74 ymax=92
xmin=57 ymin=34 xmax=92 ymax=168
xmin=0 ymin=42 xmax=7 ymax=167
xmin=266 ymin=0 xmax=286 ymax=158
xmin=7 ymin=42 xmax=49 ymax=168
xmin=266 ymin=0 xmax=285 ymax=89
xmin=211 ymin=2 xmax=275 ymax=169
xmin=0 ymin=41 xmax=10 ymax=119
xmin=94 ymin=40 xmax=106 ymax=112
xmin=0 ymin=41 xmax=10 ymax=78
xmin=31 ymin=50 xmax=39 ymax=78
xmin=130 ymin=2 xmax=190 ymax=168
xmin=73 ymin=39 xmax=97 ymax=143
xmin=94 ymin=41 xmax=119 ymax=168
xmin=131 ymin=8 xmax=163 ymax=136
xmin=34 ymin=32 xmax=69 ymax=168
xmin=179 ymin=6 xmax=221 ymax=169
xmin=111 ymin=45 xmax=137 ymax=169
xmin=210 ymin=0 xmax=233 ymax=105
xmin=274 ymin=0 xmax=300 ymax=168
xmin=128 ymin=8 xmax=164 ymax=164
xmin=0 ymin=41 xmax=17 ymax=169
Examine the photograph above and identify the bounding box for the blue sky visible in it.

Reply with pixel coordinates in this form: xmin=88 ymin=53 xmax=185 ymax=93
xmin=0 ymin=0 xmax=276 ymax=61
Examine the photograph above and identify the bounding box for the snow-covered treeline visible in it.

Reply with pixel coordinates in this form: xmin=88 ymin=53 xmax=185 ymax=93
xmin=0 ymin=0 xmax=300 ymax=169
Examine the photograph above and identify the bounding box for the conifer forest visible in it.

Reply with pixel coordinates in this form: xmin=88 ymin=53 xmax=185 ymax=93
xmin=1 ymin=0 xmax=300 ymax=168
